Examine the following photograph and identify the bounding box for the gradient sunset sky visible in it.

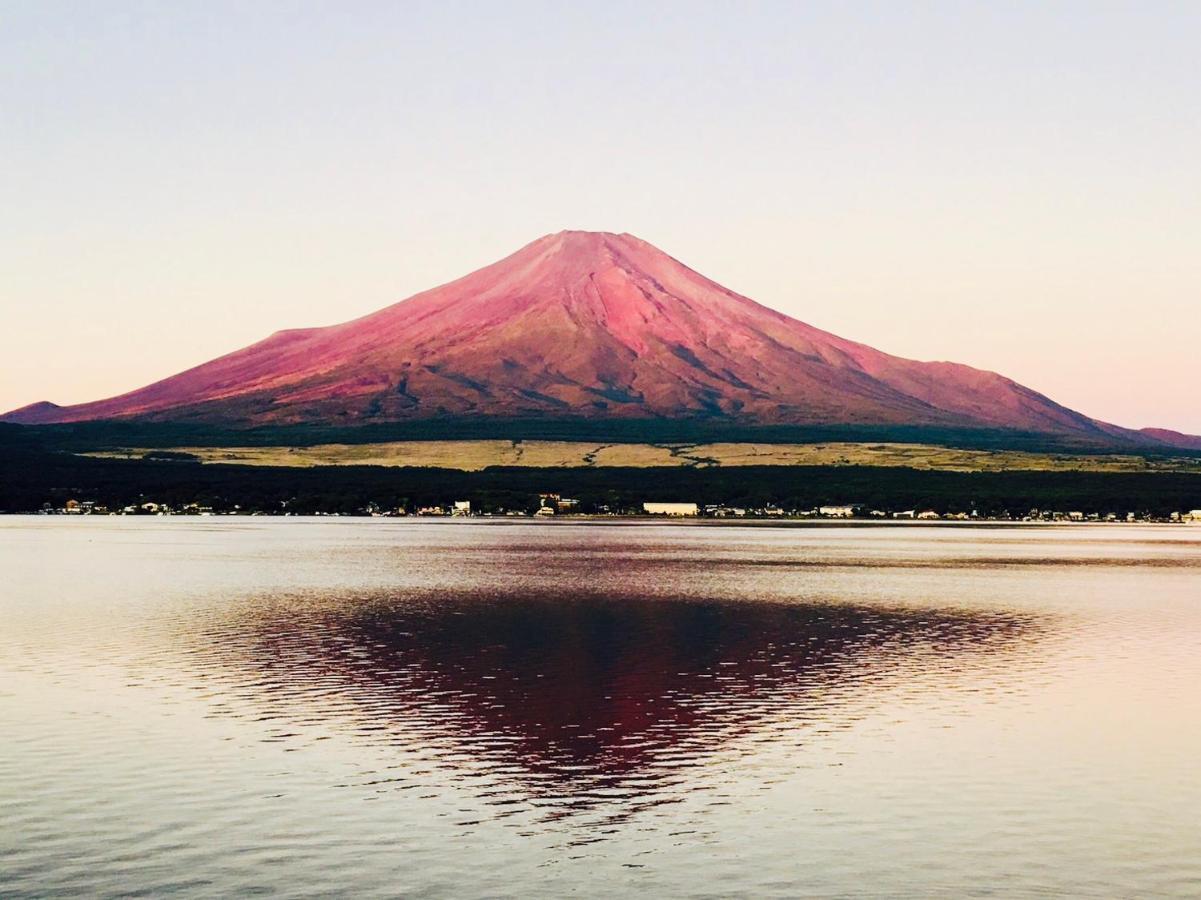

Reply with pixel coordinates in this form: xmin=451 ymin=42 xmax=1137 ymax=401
xmin=3 ymin=2 xmax=1199 ymax=431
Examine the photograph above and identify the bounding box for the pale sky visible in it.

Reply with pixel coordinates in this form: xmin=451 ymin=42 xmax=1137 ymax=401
xmin=2 ymin=1 xmax=1198 ymax=432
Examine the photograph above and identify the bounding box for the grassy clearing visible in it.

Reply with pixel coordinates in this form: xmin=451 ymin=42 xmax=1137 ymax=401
xmin=80 ymin=440 xmax=1201 ymax=474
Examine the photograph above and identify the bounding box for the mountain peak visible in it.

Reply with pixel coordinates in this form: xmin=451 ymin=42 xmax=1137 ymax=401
xmin=545 ymin=229 xmax=635 ymax=244
xmin=523 ymin=230 xmax=650 ymax=271
xmin=2 ymin=400 xmax=62 ymax=424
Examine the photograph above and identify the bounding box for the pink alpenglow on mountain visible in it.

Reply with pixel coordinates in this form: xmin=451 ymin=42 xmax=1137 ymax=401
xmin=3 ymin=231 xmax=1197 ymax=447
xmin=1137 ymin=429 xmax=1201 ymax=451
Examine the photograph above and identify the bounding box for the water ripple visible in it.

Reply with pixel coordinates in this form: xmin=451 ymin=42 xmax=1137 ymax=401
xmin=3 ymin=519 xmax=1200 ymax=897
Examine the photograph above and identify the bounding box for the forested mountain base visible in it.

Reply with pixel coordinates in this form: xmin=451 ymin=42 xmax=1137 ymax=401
xmin=8 ymin=419 xmax=1197 ymax=455
xmin=3 ymin=441 xmax=1200 ymax=516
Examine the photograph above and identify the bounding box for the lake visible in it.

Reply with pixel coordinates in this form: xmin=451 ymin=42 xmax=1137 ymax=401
xmin=2 ymin=518 xmax=1199 ymax=897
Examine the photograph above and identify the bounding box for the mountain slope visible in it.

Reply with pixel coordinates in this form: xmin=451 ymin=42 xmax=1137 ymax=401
xmin=2 ymin=231 xmax=1193 ymax=447
xmin=1138 ymin=428 xmax=1201 ymax=451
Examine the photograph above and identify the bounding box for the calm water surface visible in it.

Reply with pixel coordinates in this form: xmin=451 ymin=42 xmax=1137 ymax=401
xmin=2 ymin=518 xmax=1199 ymax=897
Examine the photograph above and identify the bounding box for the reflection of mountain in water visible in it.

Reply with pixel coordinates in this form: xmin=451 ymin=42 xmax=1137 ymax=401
xmin=187 ymin=589 xmax=1041 ymax=812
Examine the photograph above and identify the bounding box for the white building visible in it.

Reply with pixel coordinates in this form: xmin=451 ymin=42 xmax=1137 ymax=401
xmin=819 ymin=505 xmax=856 ymax=518
xmin=452 ymin=500 xmax=471 ymax=516
xmin=643 ymin=502 xmax=699 ymax=517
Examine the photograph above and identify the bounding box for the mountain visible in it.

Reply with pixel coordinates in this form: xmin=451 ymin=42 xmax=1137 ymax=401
xmin=1138 ymin=428 xmax=1201 ymax=451
xmin=3 ymin=230 xmax=1197 ymax=448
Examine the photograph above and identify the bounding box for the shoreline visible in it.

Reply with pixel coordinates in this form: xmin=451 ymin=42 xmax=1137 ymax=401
xmin=4 ymin=513 xmax=1196 ymax=528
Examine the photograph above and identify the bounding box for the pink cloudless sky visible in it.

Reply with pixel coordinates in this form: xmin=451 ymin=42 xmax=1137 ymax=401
xmin=2 ymin=1 xmax=1198 ymax=432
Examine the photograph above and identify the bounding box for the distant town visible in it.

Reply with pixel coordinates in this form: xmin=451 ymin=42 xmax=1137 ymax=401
xmin=33 ymin=493 xmax=1201 ymax=524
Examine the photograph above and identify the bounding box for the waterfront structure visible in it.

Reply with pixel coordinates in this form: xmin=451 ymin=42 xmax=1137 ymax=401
xmin=819 ymin=504 xmax=857 ymax=518
xmin=643 ymin=502 xmax=699 ymax=517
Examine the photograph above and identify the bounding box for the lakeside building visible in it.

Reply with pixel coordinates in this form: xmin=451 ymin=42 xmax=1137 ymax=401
xmin=22 ymin=493 xmax=1201 ymax=523
xmin=818 ymin=504 xmax=858 ymax=518
xmin=706 ymin=506 xmax=748 ymax=517
xmin=535 ymin=493 xmax=580 ymax=515
xmin=643 ymin=502 xmax=700 ymax=517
